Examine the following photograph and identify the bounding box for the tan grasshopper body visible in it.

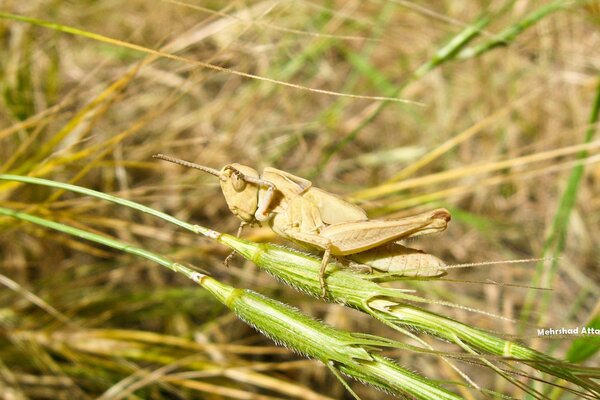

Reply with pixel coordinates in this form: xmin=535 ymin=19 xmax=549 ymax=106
xmin=154 ymin=154 xmax=451 ymax=296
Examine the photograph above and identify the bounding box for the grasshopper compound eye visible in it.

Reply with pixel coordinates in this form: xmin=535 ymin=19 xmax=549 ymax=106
xmin=231 ymin=171 xmax=247 ymax=192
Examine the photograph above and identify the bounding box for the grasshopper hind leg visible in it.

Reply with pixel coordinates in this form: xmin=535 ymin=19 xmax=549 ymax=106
xmin=280 ymin=228 xmax=335 ymax=298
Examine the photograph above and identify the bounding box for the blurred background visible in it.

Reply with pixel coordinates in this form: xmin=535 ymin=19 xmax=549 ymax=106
xmin=1 ymin=1 xmax=599 ymax=399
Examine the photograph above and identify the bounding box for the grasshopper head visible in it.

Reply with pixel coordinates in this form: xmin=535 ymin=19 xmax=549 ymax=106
xmin=152 ymin=155 xmax=261 ymax=222
xmin=219 ymin=164 xmax=260 ymax=222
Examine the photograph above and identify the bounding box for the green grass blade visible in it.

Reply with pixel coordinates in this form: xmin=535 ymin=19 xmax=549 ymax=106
xmin=566 ymin=312 xmax=600 ymax=363
xmin=0 ymin=174 xmax=208 ymax=236
xmin=0 ymin=206 xmax=197 ymax=280
xmin=458 ymin=1 xmax=569 ymax=60
xmin=412 ymin=15 xmax=490 ymax=79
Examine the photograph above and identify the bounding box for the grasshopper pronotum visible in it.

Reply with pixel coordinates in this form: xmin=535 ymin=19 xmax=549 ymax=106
xmin=154 ymin=154 xmax=451 ymax=296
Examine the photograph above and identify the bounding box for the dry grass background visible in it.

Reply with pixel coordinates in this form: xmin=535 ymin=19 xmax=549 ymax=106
xmin=1 ymin=1 xmax=599 ymax=399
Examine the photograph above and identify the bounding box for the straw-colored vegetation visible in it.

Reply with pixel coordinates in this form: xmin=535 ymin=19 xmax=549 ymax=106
xmin=1 ymin=1 xmax=599 ymax=399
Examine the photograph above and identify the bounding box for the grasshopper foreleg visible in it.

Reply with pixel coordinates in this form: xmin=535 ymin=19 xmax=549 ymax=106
xmin=224 ymin=222 xmax=247 ymax=267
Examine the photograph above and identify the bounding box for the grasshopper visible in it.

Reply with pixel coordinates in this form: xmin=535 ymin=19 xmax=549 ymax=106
xmin=154 ymin=154 xmax=451 ymax=296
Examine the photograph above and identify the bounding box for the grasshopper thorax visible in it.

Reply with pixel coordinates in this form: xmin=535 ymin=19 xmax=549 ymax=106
xmin=219 ymin=164 xmax=261 ymax=222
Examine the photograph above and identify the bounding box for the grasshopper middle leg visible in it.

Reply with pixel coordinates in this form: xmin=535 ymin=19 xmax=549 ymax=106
xmin=284 ymin=229 xmax=335 ymax=298
xmin=319 ymin=246 xmax=332 ymax=298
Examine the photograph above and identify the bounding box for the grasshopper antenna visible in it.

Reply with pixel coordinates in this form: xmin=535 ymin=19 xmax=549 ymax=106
xmin=153 ymin=154 xmax=221 ymax=176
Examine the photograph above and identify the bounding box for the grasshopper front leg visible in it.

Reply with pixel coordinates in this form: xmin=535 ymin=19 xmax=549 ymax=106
xmin=224 ymin=221 xmax=248 ymax=267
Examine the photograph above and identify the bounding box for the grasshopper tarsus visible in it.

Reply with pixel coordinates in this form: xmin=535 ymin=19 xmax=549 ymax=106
xmin=223 ymin=222 xmax=247 ymax=268
xmin=223 ymin=252 xmax=235 ymax=268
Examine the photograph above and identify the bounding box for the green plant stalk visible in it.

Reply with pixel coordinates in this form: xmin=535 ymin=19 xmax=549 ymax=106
xmin=0 ymin=205 xmax=461 ymax=400
xmin=219 ymin=235 xmax=411 ymax=302
xmin=198 ymin=276 xmax=462 ymax=400
xmin=220 ymin=235 xmax=600 ymax=396
xmin=0 ymin=174 xmax=209 ymax=236
xmin=413 ymin=15 xmax=490 ymax=79
xmin=2 ymin=175 xmax=598 ymax=396
xmin=0 ymin=206 xmax=196 ymax=280
xmin=458 ymin=1 xmax=569 ymax=59
xmin=566 ymin=312 xmax=600 ymax=363
xmin=0 ymin=175 xmax=600 ymax=393
xmin=370 ymin=302 xmax=600 ymax=394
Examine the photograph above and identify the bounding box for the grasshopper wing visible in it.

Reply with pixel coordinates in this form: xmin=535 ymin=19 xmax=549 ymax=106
xmin=317 ymin=209 xmax=450 ymax=255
